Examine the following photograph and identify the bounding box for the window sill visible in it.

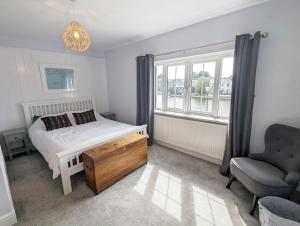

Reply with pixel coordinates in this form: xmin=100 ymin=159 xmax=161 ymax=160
xmin=154 ymin=110 xmax=229 ymax=125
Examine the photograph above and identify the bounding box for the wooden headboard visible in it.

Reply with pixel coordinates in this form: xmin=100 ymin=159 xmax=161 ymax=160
xmin=22 ymin=97 xmax=96 ymax=128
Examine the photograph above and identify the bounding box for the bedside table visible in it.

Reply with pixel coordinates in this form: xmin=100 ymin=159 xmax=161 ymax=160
xmin=3 ymin=128 xmax=30 ymax=160
xmin=100 ymin=112 xmax=116 ymax=121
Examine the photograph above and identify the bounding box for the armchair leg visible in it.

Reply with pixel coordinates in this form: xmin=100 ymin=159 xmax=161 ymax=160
xmin=226 ymin=175 xmax=235 ymax=189
xmin=250 ymin=195 xmax=259 ymax=216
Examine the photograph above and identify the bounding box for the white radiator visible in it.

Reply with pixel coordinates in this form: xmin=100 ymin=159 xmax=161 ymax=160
xmin=154 ymin=114 xmax=227 ymax=165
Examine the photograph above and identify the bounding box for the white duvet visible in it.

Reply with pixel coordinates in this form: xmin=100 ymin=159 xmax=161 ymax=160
xmin=28 ymin=112 xmax=146 ymax=179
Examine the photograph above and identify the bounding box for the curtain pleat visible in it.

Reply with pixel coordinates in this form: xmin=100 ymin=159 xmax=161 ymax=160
xmin=136 ymin=54 xmax=155 ymax=145
xmin=220 ymin=32 xmax=261 ymax=176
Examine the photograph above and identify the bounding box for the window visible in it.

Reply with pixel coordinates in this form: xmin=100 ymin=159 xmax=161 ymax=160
xmin=155 ymin=51 xmax=234 ymax=119
xmin=218 ymin=57 xmax=234 ymax=117
xmin=155 ymin=65 xmax=163 ymax=109
xmin=167 ymin=65 xmax=185 ymax=110
xmin=191 ymin=62 xmax=215 ymax=113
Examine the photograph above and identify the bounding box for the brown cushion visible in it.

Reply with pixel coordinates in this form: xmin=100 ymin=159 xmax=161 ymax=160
xmin=72 ymin=109 xmax=96 ymax=125
xmin=41 ymin=114 xmax=72 ymax=131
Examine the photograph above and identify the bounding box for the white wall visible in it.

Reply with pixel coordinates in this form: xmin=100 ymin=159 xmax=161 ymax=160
xmin=105 ymin=0 xmax=300 ymax=153
xmin=0 ymin=46 xmax=109 ymax=155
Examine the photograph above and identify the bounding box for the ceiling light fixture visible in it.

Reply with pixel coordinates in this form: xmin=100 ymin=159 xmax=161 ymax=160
xmin=63 ymin=0 xmax=91 ymax=52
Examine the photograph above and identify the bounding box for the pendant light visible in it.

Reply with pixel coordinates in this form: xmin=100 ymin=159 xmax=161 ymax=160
xmin=63 ymin=0 xmax=91 ymax=51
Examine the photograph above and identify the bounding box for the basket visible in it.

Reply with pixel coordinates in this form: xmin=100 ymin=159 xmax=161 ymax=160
xmin=258 ymin=196 xmax=300 ymax=226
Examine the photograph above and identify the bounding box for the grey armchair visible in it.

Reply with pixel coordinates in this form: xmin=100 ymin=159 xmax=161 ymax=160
xmin=226 ymin=124 xmax=300 ymax=215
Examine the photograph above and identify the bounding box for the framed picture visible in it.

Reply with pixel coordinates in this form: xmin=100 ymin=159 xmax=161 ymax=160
xmin=39 ymin=63 xmax=76 ymax=93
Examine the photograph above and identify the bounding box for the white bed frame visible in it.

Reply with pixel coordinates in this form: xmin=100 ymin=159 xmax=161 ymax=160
xmin=22 ymin=97 xmax=147 ymax=195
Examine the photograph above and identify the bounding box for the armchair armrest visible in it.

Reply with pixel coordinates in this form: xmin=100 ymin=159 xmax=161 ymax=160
xmin=285 ymin=172 xmax=300 ymax=185
xmin=249 ymin=152 xmax=265 ymax=161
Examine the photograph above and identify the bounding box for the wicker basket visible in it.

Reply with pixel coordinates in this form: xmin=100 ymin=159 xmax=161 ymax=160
xmin=258 ymin=196 xmax=300 ymax=226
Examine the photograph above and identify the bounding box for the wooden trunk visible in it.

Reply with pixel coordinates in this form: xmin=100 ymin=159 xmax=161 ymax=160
xmin=82 ymin=134 xmax=148 ymax=194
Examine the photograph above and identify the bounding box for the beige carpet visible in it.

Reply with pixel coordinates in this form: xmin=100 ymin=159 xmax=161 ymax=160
xmin=6 ymin=144 xmax=299 ymax=226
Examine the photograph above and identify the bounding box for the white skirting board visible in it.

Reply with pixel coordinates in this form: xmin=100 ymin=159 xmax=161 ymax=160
xmin=0 ymin=212 xmax=17 ymax=226
xmin=154 ymin=139 xmax=221 ymax=165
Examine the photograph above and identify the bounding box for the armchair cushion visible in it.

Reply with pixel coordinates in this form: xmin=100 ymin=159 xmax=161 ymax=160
xmin=230 ymin=158 xmax=296 ymax=197
xmin=262 ymin=124 xmax=300 ymax=174
xmin=248 ymin=124 xmax=300 ymax=187
xmin=248 ymin=152 xmax=265 ymax=161
xmin=285 ymin=172 xmax=300 ymax=185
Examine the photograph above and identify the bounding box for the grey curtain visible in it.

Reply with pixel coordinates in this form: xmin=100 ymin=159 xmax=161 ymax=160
xmin=220 ymin=32 xmax=261 ymax=176
xmin=136 ymin=54 xmax=155 ymax=146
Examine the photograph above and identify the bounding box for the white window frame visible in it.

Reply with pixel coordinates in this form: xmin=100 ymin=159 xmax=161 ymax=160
xmin=154 ymin=50 xmax=234 ymax=121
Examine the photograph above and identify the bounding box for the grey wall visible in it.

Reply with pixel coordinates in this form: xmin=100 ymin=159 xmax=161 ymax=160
xmin=105 ymin=0 xmax=300 ymax=153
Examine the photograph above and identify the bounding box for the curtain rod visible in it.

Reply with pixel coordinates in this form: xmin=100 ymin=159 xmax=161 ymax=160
xmin=154 ymin=32 xmax=269 ymax=57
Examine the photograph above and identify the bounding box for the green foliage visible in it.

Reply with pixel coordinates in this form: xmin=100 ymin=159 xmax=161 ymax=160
xmin=156 ymin=74 xmax=163 ymax=91
xmin=192 ymin=71 xmax=210 ymax=79
xmin=193 ymin=78 xmax=209 ymax=96
xmin=168 ymin=86 xmax=175 ymax=94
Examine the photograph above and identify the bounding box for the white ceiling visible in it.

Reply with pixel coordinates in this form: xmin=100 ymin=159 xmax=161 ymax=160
xmin=0 ymin=0 xmax=268 ymax=57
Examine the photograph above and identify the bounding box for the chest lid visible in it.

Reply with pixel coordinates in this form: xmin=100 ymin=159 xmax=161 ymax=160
xmin=83 ymin=134 xmax=146 ymax=162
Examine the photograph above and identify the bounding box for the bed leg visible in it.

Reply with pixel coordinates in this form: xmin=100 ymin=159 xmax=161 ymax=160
xmin=59 ymin=158 xmax=72 ymax=195
xmin=143 ymin=127 xmax=147 ymax=137
xmin=61 ymin=171 xmax=72 ymax=195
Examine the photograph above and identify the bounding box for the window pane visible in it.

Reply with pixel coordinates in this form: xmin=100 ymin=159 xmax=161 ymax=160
xmin=191 ymin=97 xmax=213 ymax=113
xmin=191 ymin=62 xmax=215 ymax=113
xmin=218 ymin=57 xmax=233 ymax=117
xmin=167 ymin=65 xmax=185 ymax=109
xmin=155 ymin=65 xmax=163 ymax=109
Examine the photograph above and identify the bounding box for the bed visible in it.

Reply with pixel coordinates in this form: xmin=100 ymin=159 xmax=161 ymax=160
xmin=22 ymin=97 xmax=147 ymax=195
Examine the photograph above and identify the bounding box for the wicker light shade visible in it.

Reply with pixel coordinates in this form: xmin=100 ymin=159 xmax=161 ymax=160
xmin=63 ymin=21 xmax=91 ymax=52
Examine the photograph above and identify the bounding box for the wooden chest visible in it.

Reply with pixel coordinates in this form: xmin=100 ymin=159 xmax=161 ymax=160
xmin=82 ymin=134 xmax=148 ymax=194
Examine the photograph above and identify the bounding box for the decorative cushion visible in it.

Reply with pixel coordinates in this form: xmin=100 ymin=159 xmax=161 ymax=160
xmin=41 ymin=114 xmax=72 ymax=131
xmin=72 ymin=109 xmax=96 ymax=125
xmin=32 ymin=115 xmax=41 ymax=123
